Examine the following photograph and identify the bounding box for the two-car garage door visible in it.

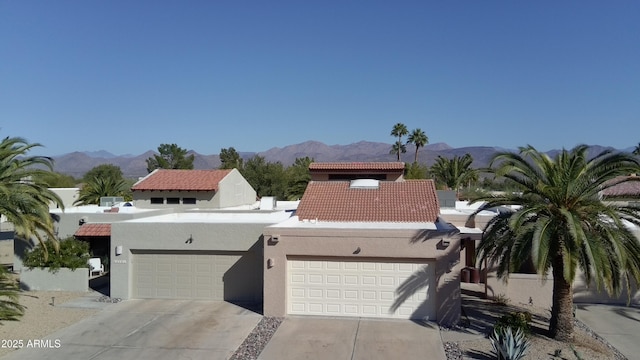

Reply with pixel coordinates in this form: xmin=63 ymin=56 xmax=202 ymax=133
xmin=132 ymin=251 xmax=242 ymax=300
xmin=288 ymin=258 xmax=436 ymax=320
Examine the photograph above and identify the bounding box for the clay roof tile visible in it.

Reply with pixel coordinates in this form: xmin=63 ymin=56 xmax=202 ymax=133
xmin=296 ymin=180 xmax=440 ymax=222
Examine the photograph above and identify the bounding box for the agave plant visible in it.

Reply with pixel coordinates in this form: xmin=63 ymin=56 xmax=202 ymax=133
xmin=489 ymin=326 xmax=530 ymax=360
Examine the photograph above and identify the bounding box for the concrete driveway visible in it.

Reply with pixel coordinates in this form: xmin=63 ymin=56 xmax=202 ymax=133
xmin=576 ymin=303 xmax=640 ymax=360
xmin=2 ymin=299 xmax=261 ymax=360
xmin=258 ymin=317 xmax=446 ymax=360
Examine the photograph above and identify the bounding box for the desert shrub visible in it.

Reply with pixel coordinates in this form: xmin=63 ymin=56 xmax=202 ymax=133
xmin=493 ymin=311 xmax=532 ymax=334
xmin=23 ymin=237 xmax=90 ymax=273
xmin=490 ymin=326 xmax=530 ymax=360
xmin=492 ymin=294 xmax=510 ymax=306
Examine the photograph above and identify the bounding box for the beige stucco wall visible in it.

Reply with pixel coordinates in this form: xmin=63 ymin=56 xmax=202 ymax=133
xmin=263 ymin=225 xmax=461 ymax=325
xmin=109 ymin=220 xmax=268 ymax=301
xmin=485 ymin=269 xmax=640 ymax=308
xmin=217 ymin=168 xmax=258 ymax=207
xmin=486 ymin=272 xmax=554 ymax=310
xmin=439 ymin=213 xmax=494 ymax=230
xmin=0 ymin=231 xmax=13 ymax=267
xmin=49 ymin=188 xmax=80 ymax=209
xmin=573 ymin=269 xmax=640 ymax=306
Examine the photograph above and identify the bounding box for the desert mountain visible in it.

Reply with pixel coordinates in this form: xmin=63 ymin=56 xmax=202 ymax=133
xmin=49 ymin=141 xmax=625 ymax=179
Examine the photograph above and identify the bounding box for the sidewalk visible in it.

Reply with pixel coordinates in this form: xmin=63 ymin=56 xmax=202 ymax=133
xmin=576 ymin=303 xmax=639 ymax=360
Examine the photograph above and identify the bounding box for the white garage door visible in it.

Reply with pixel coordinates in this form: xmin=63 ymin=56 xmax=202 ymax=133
xmin=133 ymin=252 xmax=242 ymax=300
xmin=288 ymin=259 xmax=436 ymax=320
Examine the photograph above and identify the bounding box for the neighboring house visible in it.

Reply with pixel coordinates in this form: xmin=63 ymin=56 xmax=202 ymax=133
xmin=309 ymin=162 xmax=405 ymax=181
xmin=108 ymin=169 xmax=293 ymax=303
xmin=263 ymin=178 xmax=462 ymax=325
xmin=131 ymin=169 xmax=256 ymax=209
xmin=15 ymin=169 xmax=293 ymax=306
xmin=600 ymin=175 xmax=640 ymax=206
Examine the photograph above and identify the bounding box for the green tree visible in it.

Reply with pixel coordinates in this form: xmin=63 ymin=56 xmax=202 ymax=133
xmin=285 ymin=157 xmax=313 ymax=200
xmin=74 ymin=177 xmax=130 ymax=205
xmin=83 ymin=164 xmax=124 ymax=183
xmin=407 ymin=128 xmax=428 ymax=163
xmin=23 ymin=236 xmax=91 ymax=273
xmin=146 ymin=143 xmax=195 ymax=173
xmin=219 ymin=147 xmax=244 ymax=169
xmin=0 ymin=136 xmax=63 ymax=253
xmin=390 ymin=123 xmax=408 ymax=161
xmin=405 ymin=162 xmax=428 ymax=179
xmin=241 ymin=156 xmax=286 ymax=199
xmin=633 ymin=143 xmax=640 ymax=156
xmin=390 ymin=141 xmax=407 ymax=162
xmin=430 ymin=154 xmax=477 ymax=199
xmin=471 ymin=145 xmax=640 ymax=341
xmin=39 ymin=171 xmax=77 ymax=188
xmin=0 ymin=266 xmax=24 ymax=322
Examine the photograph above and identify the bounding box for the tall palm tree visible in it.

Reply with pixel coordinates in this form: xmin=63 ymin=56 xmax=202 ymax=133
xmin=389 ymin=141 xmax=407 ymax=162
xmin=0 ymin=136 xmax=63 ymax=250
xmin=74 ymin=177 xmax=129 ymax=206
xmin=470 ymin=145 xmax=640 ymax=341
xmin=430 ymin=154 xmax=477 ymax=199
xmin=407 ymin=128 xmax=429 ymax=163
xmin=390 ymin=123 xmax=408 ymax=161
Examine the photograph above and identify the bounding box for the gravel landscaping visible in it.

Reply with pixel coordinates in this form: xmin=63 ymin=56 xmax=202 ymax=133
xmin=441 ymin=297 xmax=629 ymax=360
xmin=230 ymin=317 xmax=283 ymax=360
xmin=0 ymin=290 xmax=99 ymax=357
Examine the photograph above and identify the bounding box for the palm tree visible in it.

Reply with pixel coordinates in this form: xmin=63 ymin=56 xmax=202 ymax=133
xmin=390 ymin=123 xmax=408 ymax=161
xmin=389 ymin=141 xmax=407 ymax=162
xmin=74 ymin=177 xmax=129 ymax=206
xmin=407 ymin=128 xmax=429 ymax=163
xmin=0 ymin=136 xmax=63 ymax=250
xmin=633 ymin=143 xmax=640 ymax=156
xmin=0 ymin=266 xmax=24 ymax=321
xmin=470 ymin=145 xmax=640 ymax=341
xmin=430 ymin=154 xmax=477 ymax=199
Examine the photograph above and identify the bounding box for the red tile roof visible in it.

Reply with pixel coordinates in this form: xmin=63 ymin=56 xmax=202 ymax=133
xmin=296 ymin=180 xmax=440 ymax=222
xmin=75 ymin=223 xmax=111 ymax=237
xmin=601 ymin=176 xmax=640 ymax=197
xmin=131 ymin=169 xmax=232 ymax=191
xmin=309 ymin=162 xmax=405 ymax=171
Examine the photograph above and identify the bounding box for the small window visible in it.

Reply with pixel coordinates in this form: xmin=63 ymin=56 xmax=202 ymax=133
xmin=183 ymin=198 xmax=196 ymax=204
xmin=166 ymin=197 xmax=180 ymax=204
xmin=150 ymin=197 xmax=164 ymax=204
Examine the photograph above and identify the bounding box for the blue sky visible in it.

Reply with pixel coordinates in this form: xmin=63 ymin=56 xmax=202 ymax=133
xmin=1 ymin=1 xmax=639 ymax=156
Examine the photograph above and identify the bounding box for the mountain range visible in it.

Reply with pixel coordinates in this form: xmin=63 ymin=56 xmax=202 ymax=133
xmin=49 ymin=141 xmax=627 ymax=179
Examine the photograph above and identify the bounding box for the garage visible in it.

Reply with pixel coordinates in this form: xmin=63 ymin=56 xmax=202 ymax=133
xmin=132 ymin=251 xmax=243 ymax=300
xmin=287 ymin=258 xmax=437 ymax=320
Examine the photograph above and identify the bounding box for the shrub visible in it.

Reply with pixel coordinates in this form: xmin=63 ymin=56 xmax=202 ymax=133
xmin=490 ymin=326 xmax=530 ymax=360
xmin=492 ymin=294 xmax=510 ymax=306
xmin=494 ymin=311 xmax=532 ymax=334
xmin=23 ymin=237 xmax=90 ymax=273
